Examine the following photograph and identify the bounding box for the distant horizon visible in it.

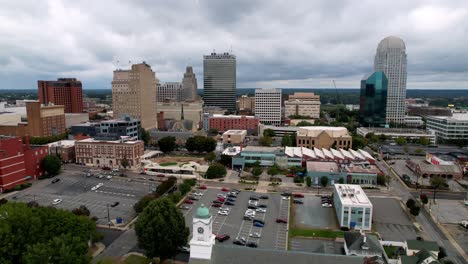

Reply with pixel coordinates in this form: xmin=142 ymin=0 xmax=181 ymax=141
xmin=2 ymin=87 xmax=468 ymax=91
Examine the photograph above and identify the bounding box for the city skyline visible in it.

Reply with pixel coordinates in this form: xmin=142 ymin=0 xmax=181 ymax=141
xmin=1 ymin=1 xmax=468 ymax=90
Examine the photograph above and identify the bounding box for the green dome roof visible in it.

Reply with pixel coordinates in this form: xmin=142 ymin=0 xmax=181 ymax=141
xmin=195 ymin=204 xmax=210 ymax=219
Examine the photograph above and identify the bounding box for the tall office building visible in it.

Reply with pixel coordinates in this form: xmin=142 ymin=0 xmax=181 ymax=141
xmin=359 ymin=71 xmax=388 ymax=127
xmin=255 ymin=88 xmax=282 ymax=126
xmin=203 ymin=52 xmax=236 ymax=111
xmin=182 ymin=66 xmax=198 ymax=101
xmin=112 ymin=62 xmax=159 ymax=129
xmin=157 ymin=82 xmax=183 ymax=102
xmin=38 ymin=78 xmax=83 ymax=113
xmin=374 ymin=36 xmax=407 ymax=124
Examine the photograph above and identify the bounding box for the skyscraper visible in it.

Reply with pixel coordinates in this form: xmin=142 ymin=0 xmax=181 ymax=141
xmin=182 ymin=66 xmax=198 ymax=101
xmin=38 ymin=78 xmax=83 ymax=113
xmin=112 ymin=62 xmax=158 ymax=129
xmin=157 ymin=82 xmax=183 ymax=102
xmin=255 ymin=88 xmax=282 ymax=125
xmin=374 ymin=36 xmax=407 ymax=124
xmin=203 ymin=52 xmax=236 ymax=111
xmin=359 ymin=71 xmax=388 ymax=127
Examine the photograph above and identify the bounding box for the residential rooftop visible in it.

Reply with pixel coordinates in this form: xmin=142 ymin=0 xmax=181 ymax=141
xmin=334 ymin=184 xmax=372 ymax=207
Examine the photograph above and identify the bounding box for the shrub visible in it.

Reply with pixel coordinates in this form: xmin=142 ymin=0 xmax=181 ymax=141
xmin=183 ymin=178 xmax=197 ymax=187
xmin=406 ymin=198 xmax=416 ymax=209
xmin=134 ymin=195 xmax=157 ymax=213
xmin=410 ymin=205 xmax=421 ymax=216
xmin=377 ymin=175 xmax=387 ymax=185
xmin=205 ymin=163 xmax=227 ymax=179
xmin=420 ymin=194 xmax=428 ymax=205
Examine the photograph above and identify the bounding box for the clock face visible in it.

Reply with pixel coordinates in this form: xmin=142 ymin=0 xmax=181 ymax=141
xmin=197 ymin=227 xmax=204 ymax=234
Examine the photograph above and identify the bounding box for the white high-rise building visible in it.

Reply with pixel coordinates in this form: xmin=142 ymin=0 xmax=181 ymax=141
xmin=374 ymin=36 xmax=407 ymax=124
xmin=255 ymin=88 xmax=282 ymax=126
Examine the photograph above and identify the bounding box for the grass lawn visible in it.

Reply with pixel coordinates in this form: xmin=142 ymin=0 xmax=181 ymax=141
xmin=159 ymin=162 xmax=178 ymax=167
xmin=124 ymin=255 xmax=151 ymax=264
xmin=289 ymin=228 xmax=344 ymax=239
xmin=383 ymin=245 xmax=399 ymax=259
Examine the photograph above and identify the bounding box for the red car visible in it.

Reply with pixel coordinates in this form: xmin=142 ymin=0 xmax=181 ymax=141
xmin=156 ymin=174 xmax=165 ymax=177
xmin=184 ymin=200 xmax=194 ymax=204
xmin=216 ymin=234 xmax=230 ymax=242
xmin=212 ymin=203 xmax=222 ymax=207
xmin=286 ymin=173 xmax=294 ymax=177
xmin=199 ymin=185 xmax=207 ymax=190
xmin=293 ymin=193 xmax=304 ymax=198
xmin=276 ymin=218 xmax=288 ymax=223
xmin=221 ymin=187 xmax=229 ymax=192
xmin=217 ymin=197 xmax=225 ymax=202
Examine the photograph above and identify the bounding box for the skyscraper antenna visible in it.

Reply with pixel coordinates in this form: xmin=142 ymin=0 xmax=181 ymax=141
xmin=230 ymin=45 xmax=233 ymax=53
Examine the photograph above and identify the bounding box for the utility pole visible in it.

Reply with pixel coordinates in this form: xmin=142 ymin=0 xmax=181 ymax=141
xmin=107 ymin=204 xmax=111 ymax=228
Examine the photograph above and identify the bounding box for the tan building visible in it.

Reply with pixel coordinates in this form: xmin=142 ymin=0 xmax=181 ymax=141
xmin=47 ymin=140 xmax=76 ymax=163
xmin=285 ymin=92 xmax=320 ymax=118
xmin=156 ymin=101 xmax=203 ymax=132
xmin=296 ymin=126 xmax=352 ymax=149
xmin=75 ymin=138 xmax=144 ymax=169
xmin=237 ymin=95 xmax=255 ymax=112
xmin=112 ymin=62 xmax=158 ymax=129
xmin=222 ymin=130 xmax=247 ymax=145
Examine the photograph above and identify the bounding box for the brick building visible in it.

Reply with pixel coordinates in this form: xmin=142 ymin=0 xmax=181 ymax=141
xmin=207 ymin=114 xmax=259 ymax=135
xmin=47 ymin=140 xmax=76 ymax=163
xmin=0 ymin=136 xmax=48 ymax=192
xmin=296 ymin=126 xmax=352 ymax=149
xmin=38 ymin=78 xmax=84 ymax=113
xmin=75 ymin=137 xmax=144 ymax=169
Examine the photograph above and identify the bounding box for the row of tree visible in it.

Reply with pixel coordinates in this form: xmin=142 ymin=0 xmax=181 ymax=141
xmin=155 ymin=135 xmax=217 ymax=153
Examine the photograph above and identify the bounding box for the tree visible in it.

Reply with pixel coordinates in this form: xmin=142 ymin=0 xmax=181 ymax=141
xmin=158 ymin=136 xmax=176 ymax=153
xmin=419 ymin=137 xmax=430 ymax=146
xmin=141 ymin=128 xmax=151 ymax=145
xmin=296 ymin=120 xmax=314 ymax=126
xmin=438 ymin=247 xmax=448 ymax=260
xmin=406 ymin=198 xmax=416 ymax=209
xmin=410 ymin=205 xmax=421 ymax=216
xmin=338 ymin=178 xmax=345 ymax=184
xmin=204 ymin=152 xmax=217 ymax=163
xmin=135 ymin=198 xmax=189 ymax=262
xmin=420 ymin=193 xmax=429 ymax=205
xmin=259 ymin=136 xmax=272 ymax=146
xmin=178 ymin=182 xmax=192 ymax=195
xmin=306 ymin=176 xmax=312 ymax=187
xmin=263 ymin=128 xmax=276 ymax=137
xmin=320 ymin=176 xmax=328 ymax=187
xmin=251 ymin=166 xmax=263 ymax=177
xmin=186 ymin=136 xmax=216 ymax=153
xmin=352 ymin=134 xmax=366 ymax=150
xmin=134 ymin=195 xmax=156 ymax=213
xmin=281 ymin=135 xmax=293 ymax=147
xmin=414 ymin=148 xmax=423 ymax=154
xmin=42 ymin=155 xmax=62 ymax=176
xmin=72 ymin=205 xmax=90 ymax=216
xmin=219 ymin=154 xmax=232 ymax=167
xmin=208 ymin=128 xmax=218 ymax=135
xmin=430 ymin=176 xmax=447 ymax=202
xmin=205 ymin=163 xmax=227 ymax=179
xmin=120 ymin=157 xmax=129 ymax=169
xmin=378 ymin=134 xmax=387 ymax=141
xmin=267 ymin=164 xmax=280 ymax=176
xmin=396 ymin=136 xmax=407 ymax=145
xmin=377 ymin=175 xmax=387 ymax=185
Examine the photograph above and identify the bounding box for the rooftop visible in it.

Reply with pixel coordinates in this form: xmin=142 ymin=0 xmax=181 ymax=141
xmin=410 ymin=160 xmax=462 ymax=174
xmin=76 ymin=137 xmax=141 ymax=145
xmin=297 ymin=126 xmax=350 ymax=137
xmin=284 ymin=147 xmax=374 ymax=161
xmin=242 ymin=146 xmax=283 ymax=153
xmin=210 ymin=114 xmax=256 ymax=119
xmin=47 ymin=140 xmax=76 ymax=148
xmin=428 ymin=112 xmax=468 ymax=122
xmin=223 ymin=130 xmax=247 ymax=135
xmin=344 ymin=232 xmax=385 ymax=255
xmin=334 ymin=184 xmax=372 ymax=207
xmin=357 ymin=127 xmax=433 ymax=136
xmin=406 ymin=240 xmax=439 ymax=252
xmin=307 ymin=161 xmax=339 ymax=173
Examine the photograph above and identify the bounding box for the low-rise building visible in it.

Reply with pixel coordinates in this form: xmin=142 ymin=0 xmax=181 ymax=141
xmin=296 ymin=126 xmax=352 ymax=149
xmin=333 ymin=184 xmax=373 ymax=231
xmin=404 ymin=115 xmax=424 ymax=128
xmin=344 ymin=232 xmax=387 ymax=261
xmin=65 ymin=113 xmax=89 ymax=128
xmin=232 ymin=146 xmax=286 ymax=170
xmin=47 ymin=140 xmax=76 ymax=163
xmin=157 ymin=101 xmax=203 ymax=131
xmin=70 ymin=117 xmax=141 ymax=140
xmin=284 ymin=92 xmax=320 ymax=119
xmin=258 ymin=124 xmax=300 ymax=137
xmin=426 ymin=112 xmax=468 ymax=142
xmin=75 ymin=137 xmax=144 ymax=169
xmin=404 ymin=239 xmax=439 ymax=257
xmin=356 ymin=127 xmax=436 ymax=145
xmin=222 ymin=130 xmax=246 ymax=145
xmin=306 ymin=161 xmax=380 ymax=186
xmin=406 ymin=160 xmax=463 ymax=180
xmin=207 ymin=114 xmax=259 ymax=135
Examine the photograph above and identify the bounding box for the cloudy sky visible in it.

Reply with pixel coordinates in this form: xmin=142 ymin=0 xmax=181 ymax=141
xmin=1 ymin=0 xmax=468 ymax=90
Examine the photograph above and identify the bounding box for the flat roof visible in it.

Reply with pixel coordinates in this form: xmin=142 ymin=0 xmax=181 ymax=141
xmin=334 ymin=184 xmax=372 ymax=207
xmin=242 ymin=146 xmax=283 ymax=153
xmin=77 ymin=137 xmax=141 ymax=144
xmin=357 ymin=127 xmax=434 ymax=136
xmin=428 ymin=112 xmax=468 ymax=122
xmin=306 ymin=161 xmax=339 ymax=172
xmin=47 ymin=140 xmax=76 ymax=147
xmin=211 ymin=114 xmax=256 ymax=119
xmin=223 ymin=130 xmax=247 ymax=135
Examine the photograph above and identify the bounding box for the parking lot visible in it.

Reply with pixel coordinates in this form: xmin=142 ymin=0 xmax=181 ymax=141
xmin=181 ymin=188 xmax=290 ymax=250
xmin=10 ymin=171 xmax=151 ymax=225
xmin=370 ymin=197 xmax=420 ymax=241
xmin=429 ymin=199 xmax=468 ymax=224
xmin=290 ymin=237 xmax=344 ymax=254
xmin=293 ymin=195 xmax=338 ymax=229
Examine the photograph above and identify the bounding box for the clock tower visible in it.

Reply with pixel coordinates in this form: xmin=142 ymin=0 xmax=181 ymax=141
xmin=189 ymin=204 xmax=215 ymax=260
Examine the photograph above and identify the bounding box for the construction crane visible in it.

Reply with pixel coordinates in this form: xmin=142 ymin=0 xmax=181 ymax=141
xmin=332 ymin=80 xmax=340 ymax=122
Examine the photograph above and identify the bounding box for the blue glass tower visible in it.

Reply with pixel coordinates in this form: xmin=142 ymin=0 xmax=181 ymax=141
xmin=359 ymin=71 xmax=388 ymax=127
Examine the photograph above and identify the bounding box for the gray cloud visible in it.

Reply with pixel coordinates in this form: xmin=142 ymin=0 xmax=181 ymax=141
xmin=1 ymin=0 xmax=468 ymax=90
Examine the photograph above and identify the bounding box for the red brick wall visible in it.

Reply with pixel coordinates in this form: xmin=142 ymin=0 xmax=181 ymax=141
xmin=209 ymin=116 xmax=259 ymax=132
xmin=23 ymin=146 xmax=48 ymax=180
xmin=0 ymin=137 xmax=26 ymax=192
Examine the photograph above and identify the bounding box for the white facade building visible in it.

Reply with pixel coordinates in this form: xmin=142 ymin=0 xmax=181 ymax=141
xmin=255 ymin=88 xmax=282 ymax=126
xmin=333 ymin=184 xmax=373 ymax=231
xmin=404 ymin=115 xmax=424 ymax=128
xmin=426 ymin=112 xmax=468 ymax=142
xmin=157 ymin=82 xmax=183 ymax=102
xmin=374 ymin=36 xmax=407 ymax=124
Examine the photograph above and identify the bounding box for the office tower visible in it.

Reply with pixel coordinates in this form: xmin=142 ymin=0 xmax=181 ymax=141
xmin=157 ymin=82 xmax=183 ymax=102
xmin=374 ymin=36 xmax=407 ymax=124
xmin=38 ymin=78 xmax=83 ymax=113
xmin=285 ymin=92 xmax=321 ymax=119
xmin=112 ymin=62 xmax=158 ymax=129
xmin=182 ymin=66 xmax=198 ymax=101
xmin=359 ymin=71 xmax=388 ymax=127
xmin=255 ymin=88 xmax=282 ymax=126
xmin=203 ymin=52 xmax=236 ymax=111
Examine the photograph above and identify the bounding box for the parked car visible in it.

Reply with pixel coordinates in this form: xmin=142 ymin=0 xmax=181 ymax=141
xmin=293 ymin=193 xmax=304 ymax=198
xmin=218 ymin=210 xmax=229 ymax=216
xmin=227 ymin=198 xmax=236 ymax=202
xmin=179 ymin=205 xmax=190 ymax=210
xmin=184 ymin=200 xmax=194 ymax=204
xmin=194 ymin=191 xmax=204 ymax=196
xmin=286 ymin=173 xmax=294 ymax=177
xmin=256 ymin=208 xmax=266 ymax=213
xmin=293 ymin=199 xmax=304 ymax=204
xmin=257 ymin=204 xmax=267 ymax=208
xmin=102 ymin=166 xmax=111 ymax=171
xmin=51 ymin=178 xmax=60 ymax=184
xmin=231 ymin=188 xmax=241 ymax=193
xmin=199 ymin=185 xmax=207 ymax=189
xmin=246 ymin=242 xmax=258 ymax=248
xmin=111 ymin=201 xmax=120 ymax=207
xmin=221 ymin=187 xmax=230 ymax=192
xmin=249 ymin=196 xmax=259 ymax=200
xmin=276 ymin=218 xmax=288 ymax=223
xmin=259 ymin=195 xmax=269 ymax=199
xmin=52 ymin=199 xmax=62 ymax=205
xmin=247 ymin=205 xmax=257 ymax=210
xmin=253 ymin=219 xmax=265 ymax=225
xmin=224 ymin=201 xmax=235 ymax=206
xmin=248 ymin=200 xmax=258 ymax=206
xmin=249 ymin=232 xmax=261 ymax=238
xmin=281 ymin=196 xmax=290 ymax=200
xmin=212 ymin=203 xmax=222 ymax=208
xmin=139 ymin=171 xmax=147 ymax=175
xmin=233 ymin=239 xmax=246 ymax=246
xmin=213 ymin=200 xmax=223 ymax=204
xmin=106 ymin=175 xmax=113 ymax=180
xmin=217 ymin=197 xmax=225 ymax=202
xmin=227 ymin=193 xmax=237 ymax=198
xmin=216 ymin=234 xmax=230 ymax=242
xmin=156 ymin=174 xmax=165 ymax=178
xmin=217 ymin=194 xmax=227 ymax=198
xmin=281 ymin=192 xmax=292 ymax=197
xmin=220 ymin=207 xmax=230 ymax=212
xmin=189 ymin=196 xmax=198 ymax=201
xmin=253 ymin=222 xmax=264 ymax=227
xmin=243 ymin=215 xmax=254 ymax=221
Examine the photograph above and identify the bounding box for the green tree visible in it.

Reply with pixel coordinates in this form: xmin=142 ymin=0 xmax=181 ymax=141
xmin=410 ymin=205 xmax=421 ymax=216
xmin=396 ymin=136 xmax=407 ymax=145
xmin=281 ymin=135 xmax=293 ymax=147
xmin=338 ymin=178 xmax=345 ymax=184
xmin=23 ymin=234 xmax=90 ymax=264
xmin=406 ymin=198 xmax=416 ymax=209
xmin=296 ymin=120 xmax=314 ymax=126
xmin=263 ymin=128 xmax=276 ymax=137
xmin=72 ymin=205 xmax=90 ymax=216
xmin=178 ymin=182 xmax=191 ymax=195
xmin=201 ymin=137 xmax=217 ymax=152
xmin=134 ymin=195 xmax=156 ymax=213
xmin=378 ymin=134 xmax=387 ymax=141
xmin=120 ymin=157 xmax=129 ymax=169
xmin=259 ymin=136 xmax=272 ymax=146
xmin=430 ymin=176 xmax=447 ymax=202
xmin=42 ymin=155 xmax=62 ymax=176
xmin=320 ymin=176 xmax=328 ymax=187
xmin=267 ymin=164 xmax=279 ymax=176
xmin=135 ymin=198 xmax=189 ymax=262
xmin=186 ymin=136 xmax=216 ymax=153
xmin=252 ymin=166 xmax=263 ymax=177
xmin=377 ymin=175 xmax=387 ymax=185
xmin=414 ymin=148 xmax=423 ymax=155
xmin=158 ymin=136 xmax=176 ymax=153
xmin=420 ymin=193 xmax=429 ymax=205
xmin=219 ymin=154 xmax=232 ymax=167
xmin=204 ymin=152 xmax=217 ymax=163
xmin=419 ymin=137 xmax=430 ymax=146
xmin=352 ymin=134 xmax=366 ymax=150
xmin=205 ymin=163 xmax=227 ymax=179
xmin=306 ymin=176 xmax=312 ymax=187
xmin=208 ymin=128 xmax=218 ymax=135
xmin=141 ymin=128 xmax=151 ymax=145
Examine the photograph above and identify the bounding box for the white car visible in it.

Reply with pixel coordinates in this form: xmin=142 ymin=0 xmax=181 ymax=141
xmin=52 ymin=199 xmax=62 ymax=205
xmin=256 ymin=208 xmax=267 ymax=213
xmin=282 ymin=196 xmax=290 ymax=200
xmin=249 ymin=232 xmax=261 ymax=238
xmin=91 ymin=186 xmax=98 ymax=191
xmin=106 ymin=175 xmax=113 ymax=180
xmin=218 ymin=210 xmax=229 ymax=216
xmin=217 ymin=194 xmax=227 ymax=198
xmin=220 ymin=207 xmax=230 ymax=211
xmin=248 ymin=200 xmax=258 ymax=206
xmin=194 ymin=192 xmax=204 ymax=196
